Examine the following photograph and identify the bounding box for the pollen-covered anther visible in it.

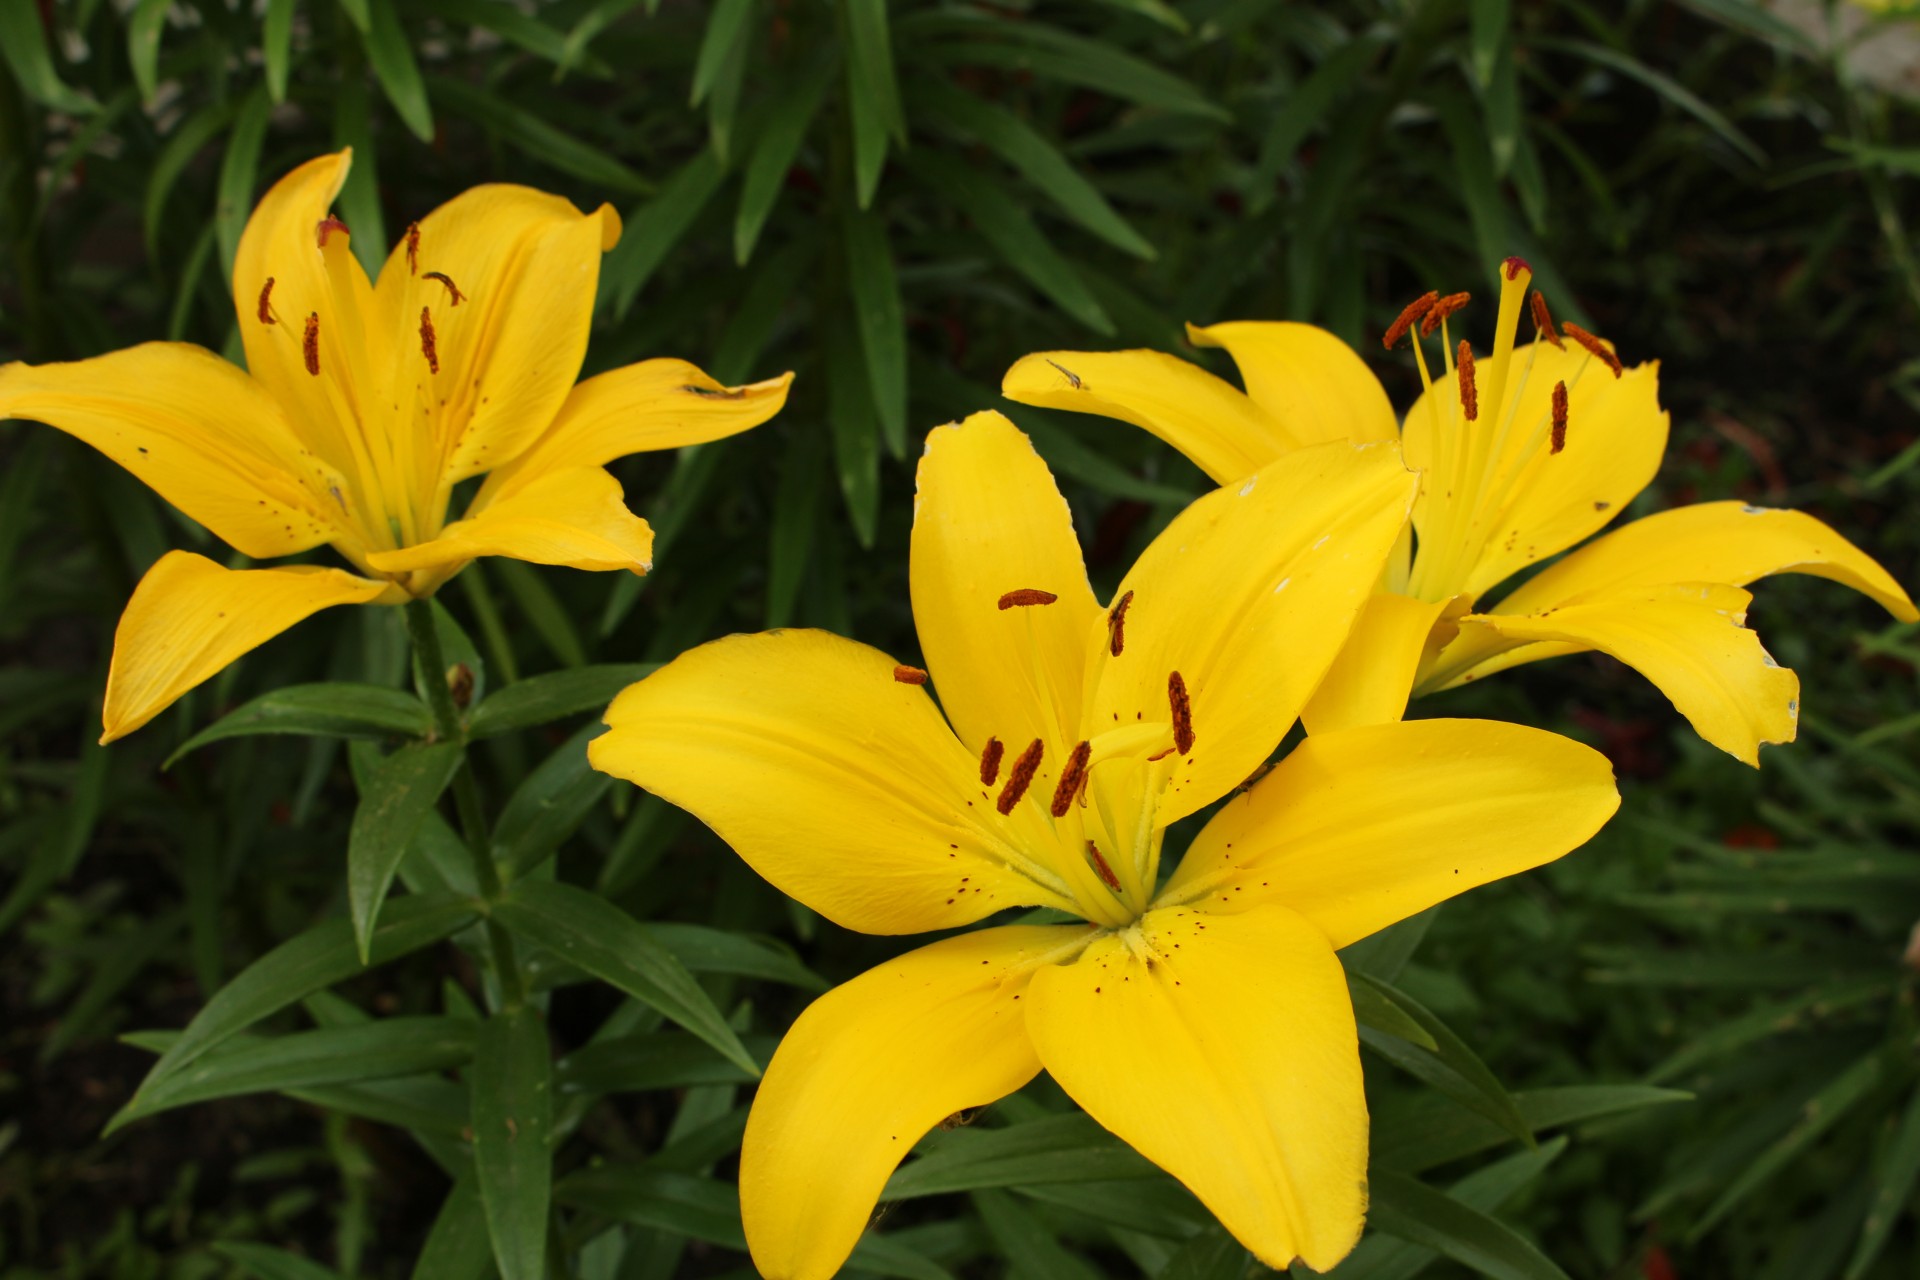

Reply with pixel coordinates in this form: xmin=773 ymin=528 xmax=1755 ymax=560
xmin=979 ymin=737 xmax=1004 ymax=786
xmin=1168 ymin=671 xmax=1195 ymax=755
xmin=1107 ymin=590 xmax=1133 ymax=657
xmin=1530 ymin=290 xmax=1563 ymax=348
xmin=1418 ymin=292 xmax=1472 ymax=339
xmin=998 ymin=588 xmax=1058 ymax=610
xmin=995 ymin=738 xmax=1044 ymax=815
xmin=1456 ymin=340 xmax=1478 ymax=421
xmin=1050 ymin=741 xmax=1092 ymax=818
xmin=405 ymin=221 xmax=421 ymax=275
xmin=1382 ymin=291 xmax=1438 ymax=350
xmin=419 ymin=307 xmax=440 ymax=375
xmin=1086 ymin=841 xmax=1123 ymax=893
xmin=257 ymin=278 xmax=277 ymax=325
xmin=1550 ymin=381 xmax=1569 ymax=454
xmin=1503 ymin=256 xmax=1532 ymax=280
xmin=316 ymin=216 xmax=349 ymax=249
xmin=424 ymin=271 xmax=465 ymax=306
xmin=1562 ymin=323 xmax=1623 ymax=378
xmin=302 ymin=313 xmax=321 ymax=376
xmin=892 ymin=664 xmax=928 ymax=685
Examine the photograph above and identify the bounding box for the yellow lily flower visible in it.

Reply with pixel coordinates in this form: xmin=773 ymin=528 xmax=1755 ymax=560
xmin=1003 ymin=259 xmax=1916 ymax=764
xmin=0 ymin=151 xmax=792 ymax=743
xmin=588 ymin=410 xmax=1621 ymax=1277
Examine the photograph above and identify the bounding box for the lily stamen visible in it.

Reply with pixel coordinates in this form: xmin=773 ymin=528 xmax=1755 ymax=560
xmin=1550 ymin=382 xmax=1569 ymax=454
xmin=1530 ymin=290 xmax=1563 ymax=348
xmin=1050 ymin=741 xmax=1092 ymax=817
xmin=1107 ymin=590 xmax=1133 ymax=656
xmin=1086 ymin=840 xmax=1123 ymax=892
xmin=257 ymin=278 xmax=276 ymax=326
xmin=979 ymin=737 xmax=1004 ymax=785
xmin=1419 ymin=292 xmax=1471 ymax=339
xmin=998 ymin=588 xmax=1058 ymax=609
xmin=1382 ymin=291 xmax=1438 ymax=350
xmin=893 ymin=664 xmax=928 ymax=685
xmin=1562 ymin=323 xmax=1623 ymax=377
xmin=302 ymin=313 xmax=321 ymax=376
xmin=424 ymin=271 xmax=465 ymax=306
xmin=996 ymin=738 xmax=1044 ymax=814
xmin=1457 ymin=340 xmax=1478 ymax=421
xmin=1168 ymin=671 xmax=1194 ymax=754
xmin=419 ymin=307 xmax=440 ymax=375
xmin=405 ymin=222 xmax=420 ymax=275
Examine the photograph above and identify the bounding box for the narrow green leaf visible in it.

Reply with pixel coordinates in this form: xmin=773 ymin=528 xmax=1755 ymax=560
xmin=0 ymin=718 xmax=108 ymax=936
xmin=603 ymin=148 xmax=727 ymax=318
xmin=432 ymin=75 xmax=651 ymax=197
xmin=216 ymin=87 xmax=274 ymax=277
xmin=841 ymin=204 xmax=908 ymax=455
xmin=494 ymin=559 xmax=588 ymax=668
xmin=974 ymin=1188 xmax=1104 ymax=1280
xmin=146 ymin=100 xmax=239 ymax=260
xmin=264 ymin=0 xmax=297 ymax=101
xmin=0 ymin=0 xmax=94 ymax=113
xmin=1340 ymin=908 xmax=1436 ymax=983
xmin=1368 ymin=1170 xmax=1571 ymax=1280
xmin=734 ymin=60 xmax=833 ymax=264
xmin=333 ymin=72 xmax=389 ymax=276
xmin=644 ymin=922 xmax=829 ymax=991
xmin=1469 ymin=0 xmax=1510 ymax=87
xmin=492 ymin=879 xmax=759 ymax=1075
xmin=841 ymin=0 xmax=907 ymax=203
xmin=825 ymin=326 xmax=881 ymax=547
xmin=714 ymin=232 xmax=817 ymax=378
xmin=886 ymin=1114 xmax=1155 ymax=1198
xmin=1433 ymin=91 xmax=1511 ymax=289
xmin=556 ymin=1031 xmax=774 ymax=1097
xmin=361 ymin=0 xmax=434 ymax=141
xmin=1534 ymin=37 xmax=1765 ymax=166
xmin=289 ymin=1075 xmax=469 ymax=1137
xmin=1647 ymin=978 xmax=1891 ymax=1084
xmin=1674 ymin=0 xmax=1815 ymax=49
xmin=336 ymin=0 xmax=371 ymax=32
xmin=1342 ymin=1140 xmax=1567 ymax=1280
xmin=1354 ymin=972 xmax=1531 ymax=1147
xmin=213 ymin=1242 xmax=343 ymax=1280
xmin=1374 ymin=1084 xmax=1691 ymax=1174
xmin=420 ymin=0 xmax=607 ymax=72
xmin=473 ymin=1006 xmax=554 ymax=1280
xmin=767 ymin=426 xmax=826 ymax=627
xmin=467 ymin=664 xmax=654 ymax=738
xmin=349 ymin=741 xmax=464 ymax=960
xmin=127 ymin=0 xmax=171 ymax=102
xmin=1157 ymin=1228 xmax=1246 ymax=1280
xmin=492 ymin=725 xmax=610 ymax=878
xmin=919 ymin=23 xmax=1223 ymax=120
xmin=166 ymin=684 xmax=432 ymax=766
xmin=1349 ymin=973 xmax=1437 ymax=1051
xmin=691 ymin=0 xmax=755 ymax=105
xmin=1845 ymin=1086 xmax=1920 ymax=1280
xmin=412 ymin=1174 xmax=495 ymax=1280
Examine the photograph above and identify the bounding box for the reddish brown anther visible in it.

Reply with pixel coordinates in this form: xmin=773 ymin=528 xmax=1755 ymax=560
xmin=996 ymin=739 xmax=1044 ymax=814
xmin=979 ymin=737 xmax=1005 ymax=786
xmin=1530 ymin=290 xmax=1563 ymax=348
xmin=1050 ymin=741 xmax=1092 ymax=818
xmin=1419 ymin=292 xmax=1472 ymax=339
xmin=1382 ymin=291 xmax=1439 ymax=350
xmin=257 ymin=278 xmax=277 ymax=325
xmin=1550 ymin=381 xmax=1569 ymax=454
xmin=424 ymin=271 xmax=465 ymax=307
xmin=1456 ymin=341 xmax=1478 ymax=421
xmin=1562 ymin=323 xmax=1623 ymax=377
xmin=405 ymin=222 xmax=421 ymax=275
xmin=316 ymin=216 xmax=349 ymax=249
xmin=1107 ymin=590 xmax=1133 ymax=657
xmin=893 ymin=664 xmax=928 ymax=685
xmin=1087 ymin=841 xmax=1122 ymax=893
xmin=1168 ymin=671 xmax=1194 ymax=755
xmin=998 ymin=588 xmax=1058 ymax=610
xmin=1503 ymin=256 xmax=1531 ymax=280
xmin=419 ymin=307 xmax=440 ymax=375
xmin=302 ymin=313 xmax=321 ymax=376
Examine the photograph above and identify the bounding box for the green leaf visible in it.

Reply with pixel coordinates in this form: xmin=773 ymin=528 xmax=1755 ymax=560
xmin=1367 ymin=1170 xmax=1571 ymax=1280
xmin=144 ymin=100 xmax=239 ymax=271
xmin=691 ymin=0 xmax=756 ymax=106
xmin=1373 ymin=1084 xmax=1691 ymax=1174
xmin=166 ymin=684 xmax=432 ymax=766
xmin=0 ymin=0 xmax=94 ymax=113
xmin=492 ymin=879 xmax=759 ymax=1075
xmin=1534 ymin=37 xmax=1765 ymax=166
xmin=127 ymin=0 xmax=171 ymax=103
xmin=349 ymin=741 xmax=465 ymax=961
xmin=1349 ymin=972 xmax=1437 ymax=1051
xmin=826 ymin=325 xmax=881 ymax=548
xmin=263 ymin=0 xmax=297 ymax=101
xmin=841 ymin=0 xmax=907 ymax=206
xmin=337 ymin=0 xmax=371 ymax=32
xmin=917 ymin=20 xmax=1224 ymax=120
xmin=361 ymin=0 xmax=434 ymax=141
xmin=432 ymin=75 xmax=651 ymax=197
xmin=494 ymin=559 xmax=588 ymax=668
xmin=333 ymin=75 xmax=388 ymax=276
xmin=289 ymin=1075 xmax=469 ymax=1137
xmin=1646 ymin=978 xmax=1891 ymax=1084
xmin=110 ymin=891 xmax=481 ymax=1131
xmin=974 ymin=1188 xmax=1104 ymax=1280
xmin=1353 ymin=972 xmax=1531 ymax=1147
xmin=1846 ymin=1085 xmax=1920 ymax=1280
xmin=410 ymin=598 xmax=487 ymax=711
xmin=1339 ymin=907 xmax=1437 ymax=983
xmin=420 ymin=0 xmax=608 ymax=73
xmin=1341 ymin=1140 xmax=1567 ymax=1280
xmin=886 ymin=1114 xmax=1155 ymax=1198
xmin=645 ymin=922 xmax=828 ymax=990
xmin=734 ymin=60 xmax=833 ymax=264
xmin=119 ymin=1017 xmax=475 ymax=1124
xmin=213 ymin=1242 xmax=343 ymax=1280
xmin=216 ymin=87 xmax=274 ymax=277
xmin=766 ymin=425 xmax=826 ymax=626
xmin=492 ymin=724 xmax=610 ymax=878
xmin=1469 ymin=0 xmax=1510 ymax=87
xmin=1674 ymin=0 xmax=1815 ymax=49
xmin=603 ymin=148 xmax=727 ymax=318
xmin=841 ymin=204 xmax=908 ymax=455
xmin=473 ymin=1006 xmax=554 ymax=1280
xmin=412 ymin=1175 xmax=495 ymax=1280
xmin=1157 ymin=1228 xmax=1246 ymax=1280
xmin=467 ymin=664 xmax=654 ymax=738
xmin=556 ymin=1031 xmax=774 ymax=1097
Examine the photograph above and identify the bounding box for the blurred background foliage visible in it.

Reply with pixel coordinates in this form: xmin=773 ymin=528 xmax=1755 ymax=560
xmin=3 ymin=0 xmax=1920 ymax=1274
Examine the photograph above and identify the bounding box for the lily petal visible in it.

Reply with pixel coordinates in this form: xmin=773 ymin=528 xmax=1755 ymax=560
xmin=366 ymin=466 xmax=652 ymax=577
xmin=742 ymin=924 xmax=1084 ymax=1280
xmin=587 ymin=629 xmax=1079 ymax=933
xmin=1464 ymin=582 xmax=1801 ymax=765
xmin=1000 ymin=349 xmax=1293 ymax=483
xmin=1158 ymin=719 xmax=1619 ymax=946
xmin=103 ymin=551 xmax=398 ymax=743
xmin=481 ymin=361 xmax=794 ymax=504
xmin=1187 ymin=320 xmax=1401 ymax=447
xmin=911 ymin=411 xmax=1103 ymax=759
xmin=1090 ymin=440 xmax=1417 ymax=824
xmin=0 ymin=344 xmax=350 ymax=560
xmin=1300 ymin=593 xmax=1465 ymax=734
xmin=1025 ymin=902 xmax=1366 ymax=1272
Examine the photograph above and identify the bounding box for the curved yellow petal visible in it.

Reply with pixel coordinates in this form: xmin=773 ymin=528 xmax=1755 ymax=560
xmin=1300 ymin=592 xmax=1466 ymax=734
xmin=103 ymin=551 xmax=397 ymax=743
xmin=0 ymin=344 xmax=350 ymax=560
xmin=1186 ymin=320 xmax=1400 ymax=447
xmin=1000 ymin=349 xmax=1292 ymax=483
xmin=910 ymin=411 xmax=1102 ymax=759
xmin=587 ymin=629 xmax=1079 ymax=933
xmin=366 ymin=466 xmax=652 ymax=578
xmin=481 ymin=361 xmax=794 ymax=503
xmin=371 ymin=184 xmax=621 ymax=492
xmin=1464 ymin=582 xmax=1800 ymax=765
xmin=1492 ymin=500 xmax=1917 ymax=622
xmin=1158 ymin=720 xmax=1619 ymax=946
xmin=1089 ymin=440 xmax=1417 ymax=824
xmin=742 ymin=924 xmax=1084 ymax=1280
xmin=1025 ymin=903 xmax=1366 ymax=1272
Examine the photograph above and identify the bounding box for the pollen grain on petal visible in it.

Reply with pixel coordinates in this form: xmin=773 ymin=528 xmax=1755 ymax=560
xmin=419 ymin=307 xmax=440 ymax=375
xmin=1086 ymin=841 xmax=1122 ymax=892
xmin=424 ymin=270 xmax=465 ymax=306
xmin=892 ymin=663 xmax=928 ymax=685
xmin=1107 ymin=589 xmax=1134 ymax=657
xmin=405 ymin=221 xmax=421 ymax=275
xmin=302 ymin=313 xmax=321 ymax=377
xmin=1550 ymin=380 xmax=1569 ymax=454
xmin=1418 ymin=291 xmax=1471 ymax=338
xmin=979 ymin=736 xmax=1005 ymax=786
xmin=998 ymin=588 xmax=1058 ymax=610
xmin=1050 ymin=740 xmax=1092 ymax=818
xmin=1562 ymin=323 xmax=1624 ymax=377
xmin=1456 ymin=340 xmax=1478 ymax=421
xmin=996 ymin=738 xmax=1044 ymax=814
xmin=257 ymin=278 xmax=277 ymax=325
xmin=1382 ymin=290 xmax=1439 ymax=350
xmin=316 ymin=216 xmax=350 ymax=249
xmin=1530 ymin=290 xmax=1563 ymax=348
xmin=1168 ymin=671 xmax=1195 ymax=755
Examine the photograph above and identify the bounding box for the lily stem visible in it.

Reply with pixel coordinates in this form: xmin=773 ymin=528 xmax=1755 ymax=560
xmin=403 ymin=597 xmax=526 ymax=1010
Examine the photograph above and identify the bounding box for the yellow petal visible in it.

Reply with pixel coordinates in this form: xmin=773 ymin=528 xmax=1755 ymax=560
xmin=365 ymin=466 xmax=652 ymax=577
xmin=1464 ymin=582 xmax=1801 ymax=765
xmin=481 ymin=361 xmax=794 ymax=504
xmin=910 ymin=411 xmax=1103 ymax=759
xmin=1300 ymin=592 xmax=1465 ymax=734
xmin=0 ymin=344 xmax=351 ymax=560
xmin=1025 ymin=903 xmax=1366 ymax=1272
xmin=371 ymin=184 xmax=621 ymax=491
xmin=1090 ymin=439 xmax=1417 ymax=824
xmin=103 ymin=551 xmax=398 ymax=743
xmin=1158 ymin=719 xmax=1619 ymax=946
xmin=1186 ymin=320 xmax=1400 ymax=447
xmin=742 ymin=924 xmax=1084 ymax=1280
xmin=999 ymin=349 xmax=1293 ymax=483
xmin=1492 ymin=500 xmax=1918 ymax=623
xmin=587 ymin=629 xmax=1080 ymax=933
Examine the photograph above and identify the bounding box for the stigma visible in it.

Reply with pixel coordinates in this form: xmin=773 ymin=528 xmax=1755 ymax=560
xmin=316 ymin=216 xmax=349 ymax=248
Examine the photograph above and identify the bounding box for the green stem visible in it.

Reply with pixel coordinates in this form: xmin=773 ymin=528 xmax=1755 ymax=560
xmin=403 ymin=598 xmax=526 ymax=1008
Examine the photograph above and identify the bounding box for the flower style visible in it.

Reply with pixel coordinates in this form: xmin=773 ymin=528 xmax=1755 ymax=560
xmin=1003 ymin=259 xmax=1916 ymax=764
xmin=588 ymin=411 xmax=1621 ymax=1277
xmin=0 ymin=151 xmax=791 ymax=742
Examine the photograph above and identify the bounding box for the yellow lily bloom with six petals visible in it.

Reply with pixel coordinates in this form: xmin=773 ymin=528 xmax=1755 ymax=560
xmin=588 ymin=410 xmax=1621 ymax=1276
xmin=0 ymin=151 xmax=791 ymax=742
